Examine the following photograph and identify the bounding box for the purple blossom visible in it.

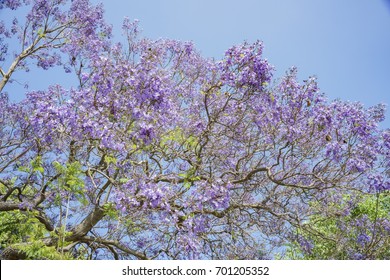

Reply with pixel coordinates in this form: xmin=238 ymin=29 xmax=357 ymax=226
xmin=352 ymin=253 xmax=365 ymax=260
xmin=297 ymin=235 xmax=314 ymax=254
xmin=368 ymin=173 xmax=390 ymax=193
xmin=357 ymin=233 xmax=371 ymax=247
xmin=0 ymin=0 xmax=24 ymax=10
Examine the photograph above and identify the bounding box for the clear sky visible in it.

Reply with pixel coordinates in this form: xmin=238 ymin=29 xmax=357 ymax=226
xmin=3 ymin=0 xmax=390 ymax=128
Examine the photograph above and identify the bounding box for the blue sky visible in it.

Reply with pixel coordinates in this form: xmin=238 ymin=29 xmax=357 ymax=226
xmin=2 ymin=0 xmax=390 ymax=128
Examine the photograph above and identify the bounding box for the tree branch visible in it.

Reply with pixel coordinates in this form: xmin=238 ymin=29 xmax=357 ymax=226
xmin=78 ymin=236 xmax=149 ymax=260
xmin=1 ymin=187 xmax=22 ymax=202
xmin=0 ymin=201 xmax=22 ymax=211
xmin=232 ymin=167 xmax=268 ymax=184
xmin=34 ymin=211 xmax=55 ymax=232
xmin=69 ymin=206 xmax=105 ymax=240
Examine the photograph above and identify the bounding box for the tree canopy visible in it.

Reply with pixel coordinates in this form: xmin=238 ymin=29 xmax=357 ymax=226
xmin=0 ymin=0 xmax=389 ymax=260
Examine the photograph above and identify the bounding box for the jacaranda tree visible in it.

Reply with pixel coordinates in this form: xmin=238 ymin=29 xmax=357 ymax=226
xmin=0 ymin=0 xmax=389 ymax=260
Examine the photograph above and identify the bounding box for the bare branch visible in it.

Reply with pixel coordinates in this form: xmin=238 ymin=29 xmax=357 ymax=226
xmin=78 ymin=236 xmax=149 ymax=260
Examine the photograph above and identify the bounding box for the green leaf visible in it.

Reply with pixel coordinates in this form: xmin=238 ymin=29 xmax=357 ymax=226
xmin=119 ymin=178 xmax=129 ymax=184
xmin=104 ymin=155 xmax=117 ymax=165
xmin=31 ymin=156 xmax=44 ymax=174
xmin=183 ymin=181 xmax=191 ymax=189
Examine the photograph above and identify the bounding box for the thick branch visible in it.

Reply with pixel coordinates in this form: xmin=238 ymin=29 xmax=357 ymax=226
xmin=0 ymin=201 xmax=22 ymax=211
xmin=35 ymin=211 xmax=55 ymax=232
xmin=0 ymin=44 xmax=33 ymax=92
xmin=0 ymin=247 xmax=28 ymax=260
xmin=69 ymin=206 xmax=105 ymax=240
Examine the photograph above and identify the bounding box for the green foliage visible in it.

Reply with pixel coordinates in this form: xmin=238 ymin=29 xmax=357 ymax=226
xmin=160 ymin=127 xmax=198 ymax=149
xmin=53 ymin=160 xmax=87 ymax=204
xmin=16 ymin=156 xmax=44 ymax=174
xmin=13 ymin=240 xmax=73 ymax=260
xmin=0 ymin=211 xmax=73 ymax=260
xmin=0 ymin=211 xmax=33 ymax=246
xmin=122 ymin=216 xmax=142 ymax=234
xmin=31 ymin=156 xmax=44 ymax=174
xmin=178 ymin=167 xmax=201 ymax=189
xmin=103 ymin=203 xmax=118 ymax=219
xmin=37 ymin=27 xmax=46 ymax=39
xmin=119 ymin=178 xmax=130 ymax=184
xmin=285 ymin=192 xmax=390 ymax=260
xmin=351 ymin=193 xmax=390 ymax=220
xmin=104 ymin=155 xmax=117 ymax=165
